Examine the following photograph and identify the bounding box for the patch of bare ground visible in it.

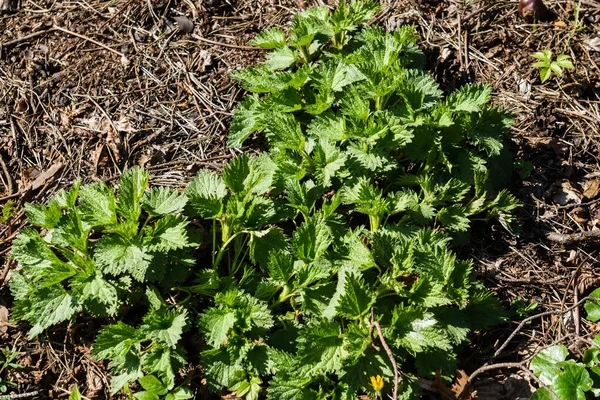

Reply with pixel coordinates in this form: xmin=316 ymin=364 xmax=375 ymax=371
xmin=1 ymin=0 xmax=600 ymax=398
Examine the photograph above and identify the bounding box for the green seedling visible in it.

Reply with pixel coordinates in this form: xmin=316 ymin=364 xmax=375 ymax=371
xmin=532 ymin=50 xmax=575 ymax=82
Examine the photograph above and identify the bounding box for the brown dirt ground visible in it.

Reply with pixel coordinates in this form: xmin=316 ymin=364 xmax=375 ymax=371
xmin=1 ymin=0 xmax=600 ymax=399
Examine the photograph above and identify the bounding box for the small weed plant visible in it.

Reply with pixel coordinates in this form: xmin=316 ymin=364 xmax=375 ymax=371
xmin=528 ymin=290 xmax=600 ymax=399
xmin=532 ymin=50 xmax=575 ymax=83
xmin=0 ymin=346 xmax=24 ymax=394
xmin=9 ymin=1 xmax=519 ymax=399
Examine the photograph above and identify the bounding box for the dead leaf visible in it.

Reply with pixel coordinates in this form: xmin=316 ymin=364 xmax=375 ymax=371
xmin=551 ymin=181 xmax=581 ymax=206
xmin=553 ymin=19 xmax=566 ymax=28
xmin=20 ymin=162 xmax=64 ymax=193
xmin=584 ymin=37 xmax=600 ymax=52
xmin=174 ymin=15 xmax=194 ymax=33
xmin=0 ymin=305 xmax=9 ymax=334
xmin=451 ymin=370 xmax=475 ymax=399
xmin=583 ymin=180 xmax=600 ymax=200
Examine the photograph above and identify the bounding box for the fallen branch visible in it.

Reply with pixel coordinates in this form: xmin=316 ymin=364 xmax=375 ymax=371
xmin=547 ymin=230 xmax=600 ymax=245
xmin=370 ymin=309 xmax=399 ymax=400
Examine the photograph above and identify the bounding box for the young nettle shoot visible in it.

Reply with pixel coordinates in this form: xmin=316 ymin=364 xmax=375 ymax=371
xmin=532 ymin=50 xmax=575 ymax=83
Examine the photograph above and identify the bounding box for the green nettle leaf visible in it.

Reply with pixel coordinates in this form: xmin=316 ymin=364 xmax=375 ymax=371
xmin=264 ymin=111 xmax=306 ymax=151
xmin=117 ymin=167 xmax=149 ymax=221
xmin=336 ymin=272 xmax=375 ymax=320
xmin=249 ymin=228 xmax=288 ymax=269
xmin=251 ymin=27 xmax=287 ymax=49
xmin=186 ymin=169 xmax=227 ymax=219
xmin=312 ymin=140 xmax=346 ymax=187
xmin=312 ymin=60 xmax=363 ymax=93
xmin=142 ymin=187 xmax=187 ymax=216
xmin=297 ymin=319 xmax=348 ymax=374
xmin=223 ymin=153 xmax=276 ymax=197
xmin=138 ymin=375 xmax=169 ymax=396
xmin=24 ymin=202 xmax=62 ymax=228
xmin=141 ymin=309 xmax=188 ymax=348
xmin=199 ymin=308 xmax=237 ymax=348
xmin=232 ymin=66 xmax=292 ymax=93
xmin=144 ymin=215 xmax=190 ymax=252
xmin=94 ymin=235 xmax=153 ymax=281
xmin=50 ymin=209 xmax=87 ymax=251
xmin=79 ymin=182 xmax=117 ymax=228
xmin=22 ymin=286 xmax=81 ymax=338
xmin=292 ymin=214 xmax=333 ymax=263
xmin=229 ymin=94 xmax=265 ymax=148
xmin=267 ymin=250 xmax=295 ymax=283
xmin=52 ymin=181 xmax=81 ymax=209
xmin=266 ymin=46 xmax=297 ymax=71
xmin=11 ymin=228 xmax=62 ymax=270
xmin=446 ymin=83 xmax=491 ymax=112
xmin=437 ymin=205 xmax=470 ymax=232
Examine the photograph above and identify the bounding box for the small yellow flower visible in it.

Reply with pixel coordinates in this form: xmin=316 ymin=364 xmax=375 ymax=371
xmin=369 ymin=375 xmax=384 ymax=392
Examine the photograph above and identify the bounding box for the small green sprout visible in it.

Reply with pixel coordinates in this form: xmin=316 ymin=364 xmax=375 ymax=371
xmin=532 ymin=50 xmax=575 ymax=83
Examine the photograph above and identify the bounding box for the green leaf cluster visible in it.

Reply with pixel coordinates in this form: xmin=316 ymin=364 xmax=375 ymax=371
xmin=10 ymin=168 xmax=198 ymax=338
xmin=8 ymin=1 xmax=520 ymax=399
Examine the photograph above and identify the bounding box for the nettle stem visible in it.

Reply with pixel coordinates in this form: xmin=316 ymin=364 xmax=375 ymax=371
xmin=369 ymin=215 xmax=381 ymax=232
xmin=300 ymin=45 xmax=311 ymax=63
xmin=214 ymin=230 xmax=249 ymax=270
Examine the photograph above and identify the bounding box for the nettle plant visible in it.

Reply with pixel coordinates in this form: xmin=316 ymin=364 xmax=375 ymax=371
xmin=10 ymin=169 xmax=196 ymax=398
xmin=9 ymin=1 xmax=520 ymax=399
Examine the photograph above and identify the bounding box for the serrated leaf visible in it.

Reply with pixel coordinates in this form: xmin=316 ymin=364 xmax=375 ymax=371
xmin=229 ymin=94 xmax=265 ymax=148
xmin=50 ymin=209 xmax=87 ymax=251
xmin=144 ymin=215 xmax=189 ymax=252
xmin=292 ymin=214 xmax=333 ymax=262
xmin=232 ymin=66 xmax=292 ymax=93
xmin=297 ymin=319 xmax=347 ymax=374
xmin=198 ymin=308 xmax=236 ymax=348
xmin=251 ymin=28 xmax=286 ymax=48
xmin=79 ymin=182 xmax=117 ymax=228
xmin=266 ymin=46 xmax=297 ymax=71
xmin=336 ymin=272 xmax=375 ymax=320
xmin=94 ymin=235 xmax=153 ymax=281
xmin=437 ymin=205 xmax=470 ymax=232
xmin=71 ymin=272 xmax=124 ymax=316
xmin=267 ymin=375 xmax=316 ymax=400
xmin=138 ymin=375 xmax=168 ymax=396
xmin=24 ymin=286 xmax=80 ymax=338
xmin=92 ymin=321 xmax=140 ymax=360
xmin=306 ymin=112 xmax=346 ymax=142
xmin=312 ymin=140 xmax=346 ymax=187
xmin=142 ymin=187 xmax=187 ymax=216
xmin=69 ymin=384 xmax=82 ymax=400
xmin=540 ymin=67 xmax=551 ymax=83
xmin=117 ymin=167 xmax=149 ymax=221
xmin=186 ymin=170 xmax=227 ymax=218
xmin=312 ymin=60 xmax=363 ymax=93
xmin=24 ymin=202 xmax=62 ymax=228
xmin=391 ymin=306 xmax=453 ymax=354
xmin=141 ymin=309 xmax=188 ymax=348
xmin=249 ymin=228 xmax=288 ymax=269
xmin=264 ymin=111 xmax=306 ymax=151
xmin=223 ymin=153 xmax=276 ymax=197
xmin=446 ymin=83 xmax=491 ymax=112
xmin=266 ymin=250 xmax=295 ymax=282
